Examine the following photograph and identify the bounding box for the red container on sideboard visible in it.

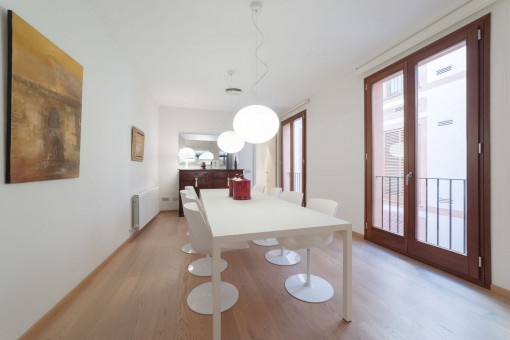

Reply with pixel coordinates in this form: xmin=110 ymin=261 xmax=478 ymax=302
xmin=229 ymin=174 xmax=239 ymax=197
xmin=233 ymin=175 xmax=251 ymax=200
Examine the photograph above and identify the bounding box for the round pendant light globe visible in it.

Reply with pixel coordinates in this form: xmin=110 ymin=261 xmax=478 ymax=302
xmin=233 ymin=105 xmax=279 ymax=144
xmin=217 ymin=131 xmax=245 ymax=153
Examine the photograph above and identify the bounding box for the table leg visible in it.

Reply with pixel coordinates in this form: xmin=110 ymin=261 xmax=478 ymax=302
xmin=212 ymin=239 xmax=221 ymax=340
xmin=342 ymin=229 xmax=352 ymax=322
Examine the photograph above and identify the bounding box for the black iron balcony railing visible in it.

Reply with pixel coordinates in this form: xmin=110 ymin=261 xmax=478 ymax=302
xmin=374 ymin=175 xmax=467 ymax=254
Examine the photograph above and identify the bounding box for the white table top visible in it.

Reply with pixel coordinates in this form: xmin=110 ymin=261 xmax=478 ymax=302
xmin=200 ymin=189 xmax=352 ymax=240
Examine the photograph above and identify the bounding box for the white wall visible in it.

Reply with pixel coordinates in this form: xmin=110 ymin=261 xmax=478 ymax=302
xmin=485 ymin=0 xmax=510 ymax=292
xmin=237 ymin=143 xmax=254 ymax=182
xmin=277 ymin=74 xmax=365 ymax=234
xmin=306 ymin=72 xmax=366 ymax=235
xmin=159 ymin=106 xmax=233 ymax=210
xmin=297 ymin=0 xmax=510 ymax=291
xmin=256 ymin=137 xmax=277 ymax=193
xmin=0 ymin=1 xmax=159 ymax=339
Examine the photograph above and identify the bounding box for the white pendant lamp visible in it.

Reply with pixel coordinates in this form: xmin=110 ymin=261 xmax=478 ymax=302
xmin=233 ymin=105 xmax=279 ymax=144
xmin=234 ymin=1 xmax=279 ymax=144
xmin=217 ymin=131 xmax=245 ymax=154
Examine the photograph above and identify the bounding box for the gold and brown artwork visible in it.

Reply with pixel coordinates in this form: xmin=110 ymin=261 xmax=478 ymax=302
xmin=7 ymin=10 xmax=83 ymax=183
xmin=131 ymin=126 xmax=144 ymax=162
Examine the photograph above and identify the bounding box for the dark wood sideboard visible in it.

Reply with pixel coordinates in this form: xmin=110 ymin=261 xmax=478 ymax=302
xmin=178 ymin=169 xmax=244 ymax=216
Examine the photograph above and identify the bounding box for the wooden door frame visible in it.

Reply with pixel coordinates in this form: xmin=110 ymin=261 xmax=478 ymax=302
xmin=281 ymin=110 xmax=307 ymax=205
xmin=364 ymin=15 xmax=491 ymax=288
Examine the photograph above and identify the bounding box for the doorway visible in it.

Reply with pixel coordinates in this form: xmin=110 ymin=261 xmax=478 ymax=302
xmin=364 ymin=16 xmax=490 ymax=286
xmin=255 ymin=136 xmax=277 ymax=194
xmin=281 ymin=110 xmax=306 ymax=204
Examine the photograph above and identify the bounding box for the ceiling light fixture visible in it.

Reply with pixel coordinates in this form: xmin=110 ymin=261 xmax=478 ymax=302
xmin=233 ymin=1 xmax=279 ymax=144
xmin=225 ymin=87 xmax=242 ymax=95
xmin=217 ymin=131 xmax=245 ymax=154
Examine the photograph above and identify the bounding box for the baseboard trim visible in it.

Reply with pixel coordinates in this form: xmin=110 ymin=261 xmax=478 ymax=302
xmin=19 ymin=218 xmax=156 ymax=339
xmin=353 ymin=231 xmax=364 ymax=238
xmin=491 ymin=284 xmax=510 ymax=299
xmin=161 ymin=209 xmax=178 ymax=212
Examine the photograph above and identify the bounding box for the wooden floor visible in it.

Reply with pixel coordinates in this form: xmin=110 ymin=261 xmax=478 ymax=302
xmin=24 ymin=211 xmax=510 ymax=340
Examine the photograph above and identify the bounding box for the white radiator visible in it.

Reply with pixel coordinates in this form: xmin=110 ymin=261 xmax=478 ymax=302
xmin=132 ymin=187 xmax=160 ymax=231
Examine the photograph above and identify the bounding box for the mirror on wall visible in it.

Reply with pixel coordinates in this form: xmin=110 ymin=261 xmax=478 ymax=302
xmin=178 ymin=133 xmax=228 ymax=168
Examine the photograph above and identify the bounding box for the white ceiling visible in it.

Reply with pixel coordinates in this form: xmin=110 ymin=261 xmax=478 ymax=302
xmin=87 ymin=0 xmax=471 ymax=113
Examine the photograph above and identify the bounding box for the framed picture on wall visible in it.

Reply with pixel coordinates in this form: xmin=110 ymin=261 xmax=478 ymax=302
xmin=6 ymin=10 xmax=83 ymax=183
xmin=131 ymin=126 xmax=145 ymax=161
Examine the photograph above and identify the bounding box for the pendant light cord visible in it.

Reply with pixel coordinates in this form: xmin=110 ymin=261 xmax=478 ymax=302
xmin=251 ymin=8 xmax=269 ymax=102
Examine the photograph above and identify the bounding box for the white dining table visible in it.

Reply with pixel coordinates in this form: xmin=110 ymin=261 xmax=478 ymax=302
xmin=200 ymin=188 xmax=352 ymax=340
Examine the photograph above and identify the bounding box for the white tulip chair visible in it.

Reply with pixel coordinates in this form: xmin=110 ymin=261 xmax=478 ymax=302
xmin=264 ymin=191 xmax=303 ymax=265
xmin=183 ymin=188 xmax=194 ymax=237
xmin=280 ymin=191 xmax=304 ymax=205
xmin=185 ymin=187 xmax=209 ymax=222
xmin=180 ymin=190 xmax=198 ymax=254
xmin=268 ymin=187 xmax=282 ymax=198
xmin=252 ymin=183 xmax=265 ymax=193
xmin=185 ymin=186 xmax=198 ymax=199
xmin=184 ymin=202 xmax=248 ymax=314
xmin=184 ymin=200 xmax=247 ymax=276
xmin=277 ymin=198 xmax=339 ymax=303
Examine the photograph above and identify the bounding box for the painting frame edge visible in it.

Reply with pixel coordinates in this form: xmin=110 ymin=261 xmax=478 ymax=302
xmin=131 ymin=126 xmax=145 ymax=162
xmin=6 ymin=10 xmax=13 ymax=183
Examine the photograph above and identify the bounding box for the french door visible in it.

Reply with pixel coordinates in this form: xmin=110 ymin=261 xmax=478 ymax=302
xmin=365 ymin=16 xmax=490 ymax=286
xmin=281 ymin=110 xmax=306 ymax=204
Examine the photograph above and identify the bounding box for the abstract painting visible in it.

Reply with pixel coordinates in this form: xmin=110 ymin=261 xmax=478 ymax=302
xmin=7 ymin=11 xmax=83 ymax=183
xmin=131 ymin=126 xmax=144 ymax=162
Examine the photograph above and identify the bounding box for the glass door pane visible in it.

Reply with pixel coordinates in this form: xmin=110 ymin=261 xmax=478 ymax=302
xmin=415 ymin=41 xmax=467 ymax=254
xmin=292 ymin=117 xmax=303 ymax=193
xmin=372 ymin=71 xmax=405 ymax=235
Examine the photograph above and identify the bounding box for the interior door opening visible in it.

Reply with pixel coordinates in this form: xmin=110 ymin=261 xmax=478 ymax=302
xmin=281 ymin=110 xmax=306 ymax=204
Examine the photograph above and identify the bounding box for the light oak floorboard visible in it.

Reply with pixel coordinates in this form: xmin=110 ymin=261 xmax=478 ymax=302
xmin=23 ymin=211 xmax=510 ymax=340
